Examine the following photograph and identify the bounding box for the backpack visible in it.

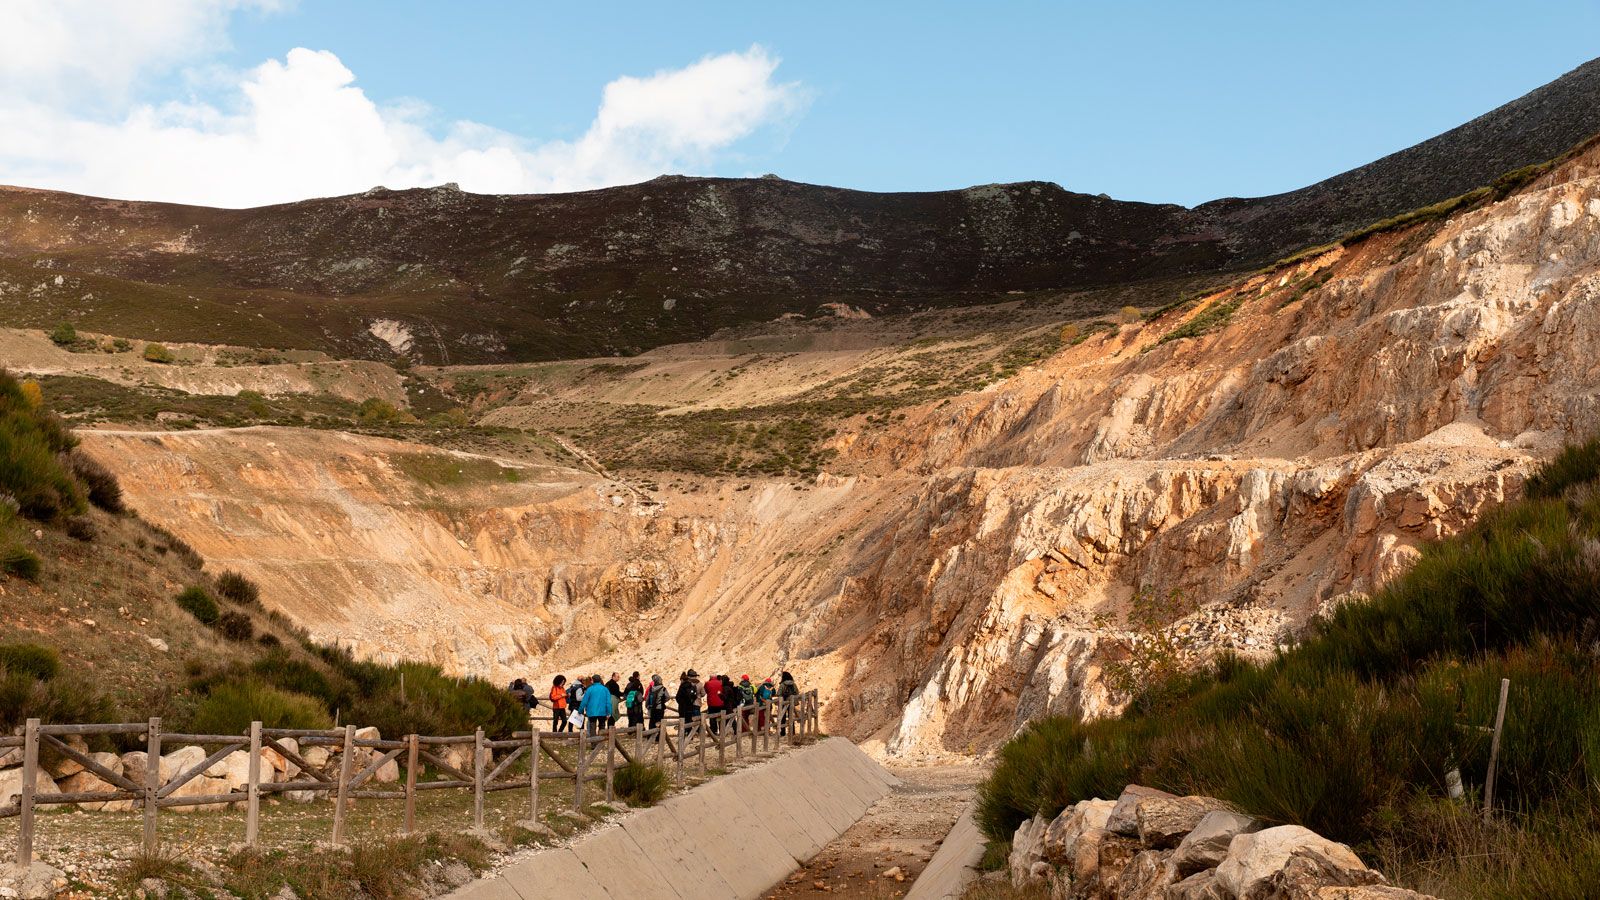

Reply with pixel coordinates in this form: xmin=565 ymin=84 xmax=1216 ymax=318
xmin=647 ymin=684 xmax=667 ymax=711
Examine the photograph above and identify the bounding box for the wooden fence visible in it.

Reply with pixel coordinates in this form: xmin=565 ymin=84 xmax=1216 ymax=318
xmin=0 ymin=691 xmax=820 ymax=869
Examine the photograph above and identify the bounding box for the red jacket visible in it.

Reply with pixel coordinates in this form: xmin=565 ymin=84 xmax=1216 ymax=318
xmin=705 ymin=676 xmax=724 ymax=708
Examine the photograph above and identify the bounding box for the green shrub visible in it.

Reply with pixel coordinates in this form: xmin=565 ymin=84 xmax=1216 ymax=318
xmin=189 ymin=682 xmax=332 ymax=735
xmin=217 ymin=611 xmax=255 ymax=642
xmin=1 ymin=548 xmax=42 ymax=581
xmin=612 ymin=762 xmax=670 ymax=806
xmin=1524 ymin=436 xmax=1600 ymax=499
xmin=48 ymin=323 xmax=77 ymax=347
xmin=142 ymin=343 xmax=175 ymax=364
xmin=176 ymin=586 xmax=219 ymax=625
xmin=69 ymin=452 xmax=124 ymax=513
xmin=0 ymin=643 xmax=60 ymax=681
xmin=358 ymin=398 xmax=402 ymax=424
xmin=215 ymin=570 xmax=261 ymax=605
xmin=0 ymin=666 xmax=115 ymax=731
xmin=345 ymin=662 xmax=525 ymax=739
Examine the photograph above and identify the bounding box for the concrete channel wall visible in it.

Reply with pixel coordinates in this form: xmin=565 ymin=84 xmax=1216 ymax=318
xmin=904 ymin=802 xmax=985 ymax=900
xmin=449 ymin=736 xmax=897 ymax=900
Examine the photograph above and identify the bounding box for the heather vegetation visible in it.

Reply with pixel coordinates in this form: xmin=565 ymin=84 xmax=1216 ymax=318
xmin=977 ymin=437 xmax=1600 ymax=898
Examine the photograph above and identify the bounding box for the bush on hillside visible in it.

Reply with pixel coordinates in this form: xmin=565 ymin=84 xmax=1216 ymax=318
xmin=176 ymin=586 xmax=220 ymax=625
xmin=48 ymin=323 xmax=77 ymax=347
xmin=69 ymin=452 xmax=124 ymax=513
xmin=613 ymin=762 xmax=670 ymax=806
xmin=188 ymin=681 xmax=332 ymax=735
xmin=0 ymin=643 xmax=60 ymax=681
xmin=1524 ymin=436 xmax=1600 ymax=500
xmin=142 ymin=343 xmax=174 ymax=364
xmin=217 ymin=611 xmax=255 ymax=642
xmin=344 ymin=661 xmax=526 ymax=739
xmin=215 ymin=570 xmax=261 ymax=605
xmin=0 ymin=547 xmax=41 ymax=581
xmin=0 ymin=663 xmax=115 ymax=732
xmin=0 ymin=373 xmax=84 ymax=522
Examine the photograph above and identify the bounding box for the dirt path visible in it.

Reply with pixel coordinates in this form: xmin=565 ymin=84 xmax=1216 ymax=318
xmin=764 ymin=763 xmax=984 ymax=899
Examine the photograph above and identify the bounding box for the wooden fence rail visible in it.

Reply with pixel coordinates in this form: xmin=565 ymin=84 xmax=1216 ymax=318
xmin=1 ymin=691 xmax=819 ymax=868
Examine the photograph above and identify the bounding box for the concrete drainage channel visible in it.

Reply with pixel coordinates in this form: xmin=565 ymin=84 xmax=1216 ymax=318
xmin=448 ymin=736 xmax=898 ymax=900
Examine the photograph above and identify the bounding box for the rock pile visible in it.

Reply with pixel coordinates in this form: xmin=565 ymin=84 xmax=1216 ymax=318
xmin=1006 ymin=785 xmax=1438 ymax=899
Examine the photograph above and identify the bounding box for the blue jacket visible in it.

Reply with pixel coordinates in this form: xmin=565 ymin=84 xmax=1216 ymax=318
xmin=580 ymin=683 xmax=613 ymax=718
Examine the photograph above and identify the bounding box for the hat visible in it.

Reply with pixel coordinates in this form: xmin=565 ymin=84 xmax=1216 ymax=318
xmin=763 ymin=677 xmax=773 ymax=684
xmin=741 ymin=674 xmax=751 ymax=681
xmin=686 ymin=669 xmax=699 ymax=677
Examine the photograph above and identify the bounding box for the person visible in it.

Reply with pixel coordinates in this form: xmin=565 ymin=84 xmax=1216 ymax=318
xmin=719 ymin=674 xmax=739 ymax=732
xmin=755 ymin=676 xmax=775 ymax=731
xmin=676 ymin=670 xmax=702 ymax=726
xmin=548 ymin=675 xmax=570 ymax=732
xmin=581 ymin=673 xmax=613 ymax=735
xmin=778 ymin=670 xmax=800 ymax=735
xmin=606 ymin=673 xmax=623 ymax=729
xmin=646 ymin=674 xmax=668 ymax=732
xmin=735 ymin=674 xmax=755 ymax=728
xmin=624 ymin=672 xmax=645 ymax=728
xmin=705 ymin=673 xmax=724 ymax=734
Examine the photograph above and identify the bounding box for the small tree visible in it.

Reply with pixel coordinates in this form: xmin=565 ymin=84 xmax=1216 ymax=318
xmin=176 ymin=586 xmax=219 ymax=625
xmin=48 ymin=322 xmax=78 ymax=347
xmin=1118 ymin=305 xmax=1143 ymax=325
xmin=1058 ymin=323 xmax=1082 ymax=346
xmin=143 ymin=343 xmax=175 ymax=364
xmin=358 ymin=398 xmax=402 ymax=424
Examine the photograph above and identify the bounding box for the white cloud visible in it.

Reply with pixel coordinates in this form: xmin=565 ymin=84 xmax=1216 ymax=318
xmin=0 ymin=2 xmax=805 ymax=207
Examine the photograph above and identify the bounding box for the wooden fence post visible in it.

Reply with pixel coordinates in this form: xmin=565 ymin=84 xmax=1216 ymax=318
xmin=575 ymin=727 xmax=587 ymax=811
xmin=403 ymin=735 xmax=419 ymax=835
xmin=15 ymin=718 xmax=39 ymax=868
xmin=605 ymin=729 xmax=616 ymax=802
xmin=674 ymin=721 xmax=685 ymax=788
xmin=733 ymin=710 xmax=743 ymax=762
xmin=143 ymin=716 xmax=161 ymax=855
xmin=473 ymin=727 xmax=486 ymax=831
xmin=529 ymin=729 xmax=540 ymax=822
xmin=1484 ymin=678 xmax=1511 ymax=821
xmin=245 ymin=721 xmax=262 ymax=847
xmin=332 ymin=724 xmax=355 ymax=846
xmin=634 ymin=723 xmax=643 ymax=764
xmin=697 ymin=720 xmax=707 ymax=776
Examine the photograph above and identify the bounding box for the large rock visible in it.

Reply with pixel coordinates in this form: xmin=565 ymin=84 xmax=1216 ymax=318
xmin=206 ymin=750 xmax=252 ymax=792
xmin=1044 ymin=798 xmax=1116 ymax=864
xmin=158 ymin=746 xmax=207 ymax=783
xmin=44 ymin=734 xmax=90 ymax=778
xmin=121 ymin=751 xmax=151 ymax=787
xmin=1215 ymin=826 xmax=1375 ymax=899
xmin=1137 ymin=796 xmax=1232 ymax=849
xmin=1167 ymin=870 xmax=1228 ymax=900
xmin=1008 ymin=814 xmax=1050 ymax=885
xmin=0 ymin=767 xmax=60 ymax=808
xmin=0 ymin=861 xmax=68 ymax=900
xmin=1071 ymin=827 xmax=1142 ymax=895
xmin=354 ymin=726 xmax=381 ymax=743
xmin=301 ymin=745 xmax=331 ymax=769
xmin=1174 ymin=810 xmax=1261 ymax=874
xmin=57 ymin=769 xmax=135 ymax=812
xmin=262 ymin=737 xmax=300 ymax=779
xmin=371 ymin=756 xmax=400 ymax=784
xmin=1107 ymin=785 xmax=1177 ymax=836
xmin=1315 ymin=888 xmax=1439 ymax=899
xmin=1115 ymin=849 xmax=1179 ymax=900
xmin=166 ymin=773 xmax=230 ymax=813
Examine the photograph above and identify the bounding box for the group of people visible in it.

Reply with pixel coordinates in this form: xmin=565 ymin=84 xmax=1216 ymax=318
xmin=508 ymin=670 xmax=802 ymax=737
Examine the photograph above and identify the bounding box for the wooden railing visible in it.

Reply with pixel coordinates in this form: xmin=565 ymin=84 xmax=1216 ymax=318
xmin=0 ymin=691 xmax=820 ymax=868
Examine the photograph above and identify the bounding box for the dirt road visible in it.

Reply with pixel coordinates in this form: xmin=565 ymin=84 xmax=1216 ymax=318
xmin=764 ymin=763 xmax=984 ymax=899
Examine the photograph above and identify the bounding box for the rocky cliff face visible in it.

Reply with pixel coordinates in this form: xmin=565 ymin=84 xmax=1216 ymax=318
xmin=82 ymin=141 xmax=1600 ymax=758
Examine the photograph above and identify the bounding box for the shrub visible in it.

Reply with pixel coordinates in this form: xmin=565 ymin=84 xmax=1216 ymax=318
xmin=1524 ymin=436 xmax=1600 ymax=499
xmin=176 ymin=586 xmax=219 ymax=625
xmin=1118 ymin=305 xmax=1142 ymax=324
xmin=613 ymin=762 xmax=670 ymax=806
xmin=0 ymin=643 xmax=60 ymax=681
xmin=256 ymin=633 xmax=281 ymax=648
xmin=48 ymin=322 xmax=77 ymax=347
xmin=0 ymin=665 xmax=115 ymax=731
xmin=0 ymin=421 xmax=84 ymax=521
xmin=217 ymin=611 xmax=255 ymax=642
xmin=63 ymin=516 xmax=95 ymax=542
xmin=142 ymin=343 xmax=174 ymax=364
xmin=1 ymin=548 xmax=42 ymax=581
xmin=70 ymin=452 xmax=124 ymax=513
xmin=188 ymin=681 xmax=332 ymax=735
xmin=358 ymin=398 xmax=402 ymax=424
xmin=215 ymin=570 xmax=261 ymax=605
xmin=345 ymin=662 xmax=525 ymax=739
xmin=17 ymin=380 xmax=41 ymax=409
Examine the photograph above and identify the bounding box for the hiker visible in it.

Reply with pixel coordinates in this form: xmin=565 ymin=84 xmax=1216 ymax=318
xmin=676 ymin=670 xmax=702 ymax=725
xmin=646 ymin=674 xmax=668 ymax=731
xmin=755 ymin=676 xmax=775 ymax=730
xmin=705 ymin=673 xmax=725 ymax=733
xmin=624 ymin=672 xmax=645 ymax=728
xmin=606 ymin=672 xmax=623 ymax=728
xmin=548 ymin=675 xmax=570 ymax=732
xmin=719 ymin=674 xmax=740 ymax=731
xmin=566 ymin=676 xmax=587 ymax=730
xmin=778 ymin=670 xmax=800 ymax=735
xmin=735 ymin=674 xmax=755 ymax=728
xmin=581 ymin=673 xmax=613 ymax=735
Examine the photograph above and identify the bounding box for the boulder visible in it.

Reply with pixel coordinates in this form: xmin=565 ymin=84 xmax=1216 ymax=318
xmin=1116 ymin=849 xmax=1179 ymax=900
xmin=284 ymin=789 xmax=317 ymax=804
xmin=158 ymin=746 xmax=207 ymax=783
xmin=371 ymin=756 xmax=400 ymax=784
xmin=354 ymin=726 xmax=381 ymax=743
xmin=1167 ymin=870 xmax=1228 ymax=900
xmin=1315 ymin=888 xmax=1439 ymax=899
xmin=57 ymin=769 xmax=135 ymax=812
xmin=301 ymin=746 xmax=331 ymax=769
xmin=166 ymin=773 xmax=229 ymax=813
xmin=1044 ymin=798 xmax=1116 ymax=864
xmin=206 ymin=751 xmax=252 ymax=792
xmin=0 ymin=861 xmax=68 ymax=900
xmin=1071 ymin=827 xmax=1142 ymax=895
xmin=45 ymin=734 xmax=90 ymax=778
xmin=1215 ymin=826 xmax=1375 ymax=900
xmin=121 ymin=751 xmax=151 ymax=787
xmin=1138 ymin=796 xmax=1233 ymax=849
xmin=1008 ymin=814 xmax=1050 ymax=885
xmin=0 ymin=767 xmax=60 ymax=808
xmin=1173 ymin=810 xmax=1261 ymax=874
xmin=262 ymin=737 xmax=300 ymax=779
xmin=1108 ymin=785 xmax=1178 ymax=836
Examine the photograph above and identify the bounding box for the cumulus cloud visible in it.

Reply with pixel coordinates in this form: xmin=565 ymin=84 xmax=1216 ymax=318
xmin=0 ymin=1 xmax=805 ymax=207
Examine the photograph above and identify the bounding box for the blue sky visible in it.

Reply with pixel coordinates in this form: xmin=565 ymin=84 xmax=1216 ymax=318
xmin=4 ymin=1 xmax=1599 ymax=207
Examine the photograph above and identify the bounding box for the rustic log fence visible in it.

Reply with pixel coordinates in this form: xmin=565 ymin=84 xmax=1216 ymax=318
xmin=0 ymin=691 xmax=819 ymax=868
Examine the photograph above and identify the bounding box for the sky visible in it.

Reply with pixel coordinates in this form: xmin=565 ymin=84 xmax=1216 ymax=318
xmin=2 ymin=1 xmax=1599 ymax=209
